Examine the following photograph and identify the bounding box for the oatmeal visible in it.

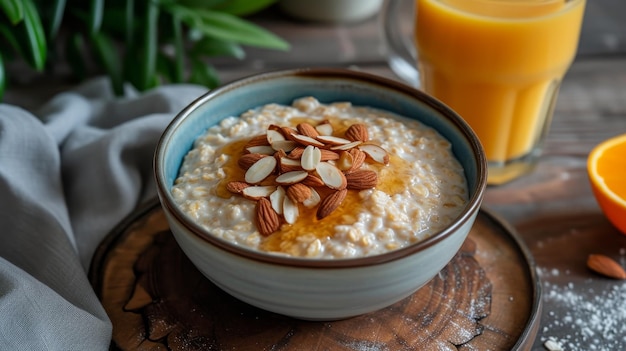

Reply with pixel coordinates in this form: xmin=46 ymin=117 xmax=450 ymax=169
xmin=171 ymin=97 xmax=468 ymax=259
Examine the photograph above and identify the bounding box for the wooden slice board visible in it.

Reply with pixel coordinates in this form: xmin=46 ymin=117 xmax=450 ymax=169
xmin=89 ymin=200 xmax=541 ymax=351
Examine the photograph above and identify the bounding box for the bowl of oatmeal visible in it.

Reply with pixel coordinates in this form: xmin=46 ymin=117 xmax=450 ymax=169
xmin=155 ymin=68 xmax=487 ymax=320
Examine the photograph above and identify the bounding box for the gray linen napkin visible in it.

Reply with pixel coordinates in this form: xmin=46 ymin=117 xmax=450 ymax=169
xmin=0 ymin=77 xmax=207 ymax=350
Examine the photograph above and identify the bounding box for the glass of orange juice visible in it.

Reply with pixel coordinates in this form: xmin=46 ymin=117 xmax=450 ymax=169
xmin=383 ymin=0 xmax=586 ymax=185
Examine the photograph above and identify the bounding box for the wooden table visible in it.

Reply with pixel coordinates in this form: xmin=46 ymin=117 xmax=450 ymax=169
xmin=5 ymin=2 xmax=626 ymax=350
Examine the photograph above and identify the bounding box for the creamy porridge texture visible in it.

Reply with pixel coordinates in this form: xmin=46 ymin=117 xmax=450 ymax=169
xmin=171 ymin=97 xmax=468 ymax=258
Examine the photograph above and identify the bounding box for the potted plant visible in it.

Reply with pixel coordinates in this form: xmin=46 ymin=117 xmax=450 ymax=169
xmin=0 ymin=0 xmax=289 ymax=99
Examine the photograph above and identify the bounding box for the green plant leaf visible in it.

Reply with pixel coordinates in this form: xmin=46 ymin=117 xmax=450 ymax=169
xmin=21 ymin=0 xmax=46 ymax=70
xmin=156 ymin=51 xmax=177 ymax=84
xmin=47 ymin=0 xmax=67 ymax=39
xmin=65 ymin=33 xmax=87 ymax=81
xmin=189 ymin=57 xmax=219 ymax=88
xmin=0 ymin=0 xmax=24 ymax=25
xmin=169 ymin=5 xmax=289 ymax=50
xmin=91 ymin=32 xmax=124 ymax=95
xmin=89 ymin=0 xmax=104 ymax=34
xmin=178 ymin=0 xmax=226 ymax=9
xmin=211 ymin=0 xmax=277 ymax=16
xmin=190 ymin=37 xmax=245 ymax=59
xmin=138 ymin=0 xmax=159 ymax=90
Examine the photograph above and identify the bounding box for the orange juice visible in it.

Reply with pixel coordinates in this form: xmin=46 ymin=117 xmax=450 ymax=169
xmin=415 ymin=0 xmax=586 ymax=184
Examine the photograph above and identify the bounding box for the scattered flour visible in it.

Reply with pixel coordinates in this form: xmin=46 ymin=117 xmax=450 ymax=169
xmin=538 ymin=268 xmax=626 ymax=350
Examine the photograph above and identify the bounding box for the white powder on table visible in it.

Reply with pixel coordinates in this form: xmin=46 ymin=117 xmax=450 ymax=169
xmin=538 ymin=268 xmax=626 ymax=351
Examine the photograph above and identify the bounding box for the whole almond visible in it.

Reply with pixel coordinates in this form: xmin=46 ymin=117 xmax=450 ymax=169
xmin=238 ymin=153 xmax=267 ymax=170
xmin=297 ymin=122 xmax=319 ymax=138
xmin=288 ymin=147 xmax=305 ymax=159
xmin=256 ymin=198 xmax=280 ymax=236
xmin=346 ymin=170 xmax=378 ymax=190
xmin=287 ymin=183 xmax=312 ymax=203
xmin=345 ymin=124 xmax=369 ymax=142
xmin=348 ymin=148 xmax=366 ymax=172
xmin=319 ymin=149 xmax=340 ymax=161
xmin=226 ymin=181 xmax=249 ymax=194
xmin=587 ymin=254 xmax=626 ymax=279
xmin=317 ymin=189 xmax=347 ymax=219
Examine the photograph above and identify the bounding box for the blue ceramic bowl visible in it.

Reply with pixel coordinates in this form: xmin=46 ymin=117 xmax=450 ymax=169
xmin=155 ymin=68 xmax=487 ymax=320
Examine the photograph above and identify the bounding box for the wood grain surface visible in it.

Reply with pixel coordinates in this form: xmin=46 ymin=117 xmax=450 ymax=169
xmin=90 ymin=202 xmax=540 ymax=351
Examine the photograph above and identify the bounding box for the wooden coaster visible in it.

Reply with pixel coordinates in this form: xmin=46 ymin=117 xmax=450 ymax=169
xmin=89 ymin=200 xmax=541 ymax=350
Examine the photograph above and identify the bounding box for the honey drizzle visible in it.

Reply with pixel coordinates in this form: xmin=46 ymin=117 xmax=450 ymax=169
xmin=214 ymin=120 xmax=413 ymax=255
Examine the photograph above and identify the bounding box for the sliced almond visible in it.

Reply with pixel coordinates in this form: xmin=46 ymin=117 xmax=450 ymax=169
xmin=330 ymin=140 xmax=362 ymax=151
xmin=317 ymin=189 xmax=347 ymax=219
xmin=346 ymin=170 xmax=378 ymax=190
xmin=287 ymin=183 xmax=312 ymax=203
xmin=336 ymin=151 xmax=354 ymax=171
xmin=269 ymin=186 xmax=286 ymax=215
xmin=279 ymin=156 xmax=302 ymax=173
xmin=244 ymin=134 xmax=270 ymax=148
xmin=319 ymin=149 xmax=340 ymax=161
xmin=301 ymin=145 xmax=322 ymax=171
xmin=283 ymin=195 xmax=299 ymax=224
xmin=238 ymin=153 xmax=267 ymax=170
xmin=271 ymin=139 xmax=297 ymax=152
xmin=281 ymin=126 xmax=298 ymax=141
xmin=266 ymin=129 xmax=285 ymax=144
xmin=344 ymin=123 xmax=369 ymax=142
xmin=292 ymin=133 xmax=325 ymax=147
xmin=302 ymin=188 xmax=321 ymax=208
xmin=587 ymin=254 xmax=626 ymax=279
xmin=226 ymin=181 xmax=250 ymax=194
xmin=245 ymin=145 xmax=275 ymax=155
xmin=256 ymin=198 xmax=280 ymax=236
xmin=301 ymin=174 xmax=325 ymax=187
xmin=287 ymin=147 xmax=305 ymax=159
xmin=275 ymin=170 xmax=309 ymax=185
xmin=242 ymin=185 xmax=277 ymax=200
xmin=359 ymin=143 xmax=390 ymax=164
xmin=315 ymin=162 xmax=347 ymax=190
xmin=245 ymin=156 xmax=277 ymax=184
xmin=297 ymin=122 xmax=319 ymax=138
xmin=315 ymin=121 xmax=333 ymax=136
xmin=317 ymin=135 xmax=352 ymax=146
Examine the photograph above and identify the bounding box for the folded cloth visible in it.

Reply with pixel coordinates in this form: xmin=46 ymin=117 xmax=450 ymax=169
xmin=0 ymin=77 xmax=207 ymax=350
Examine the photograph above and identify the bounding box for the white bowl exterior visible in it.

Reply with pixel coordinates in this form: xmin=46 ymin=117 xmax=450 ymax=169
xmin=162 ymin=204 xmax=478 ymax=320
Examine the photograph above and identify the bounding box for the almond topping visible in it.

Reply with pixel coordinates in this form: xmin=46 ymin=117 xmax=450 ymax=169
xmin=286 ymin=183 xmax=312 ymax=203
xmin=336 ymin=151 xmax=354 ymax=171
xmin=245 ymin=134 xmax=270 ymax=148
xmin=301 ymin=145 xmax=322 ymax=171
xmin=348 ymin=148 xmax=366 ymax=172
xmin=291 ymin=133 xmax=325 ymax=147
xmin=317 ymin=189 xmax=347 ymax=220
xmin=330 ymin=140 xmax=362 ymax=151
xmin=245 ymin=145 xmax=275 ymax=155
xmin=287 ymin=147 xmax=305 ymax=159
xmin=587 ymin=254 xmax=626 ymax=279
xmin=275 ymin=170 xmax=309 ymax=185
xmin=266 ymin=129 xmax=285 ymax=144
xmin=256 ymin=198 xmax=280 ymax=236
xmin=269 ymin=186 xmax=286 ymax=214
xmin=297 ymin=122 xmax=319 ymax=138
xmin=346 ymin=170 xmax=378 ymax=190
xmin=301 ymin=174 xmax=325 ymax=187
xmin=278 ymin=157 xmax=302 ymax=173
xmin=302 ymin=188 xmax=321 ymax=208
xmin=344 ymin=123 xmax=369 ymax=142
xmin=242 ymin=185 xmax=277 ymax=200
xmin=283 ymin=195 xmax=299 ymax=224
xmin=359 ymin=143 xmax=390 ymax=164
xmin=238 ymin=153 xmax=267 ymax=170
xmin=226 ymin=181 xmax=249 ymax=194
xmin=315 ymin=122 xmax=333 ymax=136
xmin=315 ymin=162 xmax=347 ymax=190
xmin=319 ymin=149 xmax=340 ymax=161
xmin=245 ymin=156 xmax=277 ymax=184
xmin=316 ymin=135 xmax=352 ymax=146
xmin=271 ymin=140 xmax=298 ymax=152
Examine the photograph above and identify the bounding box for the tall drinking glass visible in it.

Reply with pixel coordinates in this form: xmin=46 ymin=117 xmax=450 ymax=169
xmin=383 ymin=0 xmax=586 ymax=185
